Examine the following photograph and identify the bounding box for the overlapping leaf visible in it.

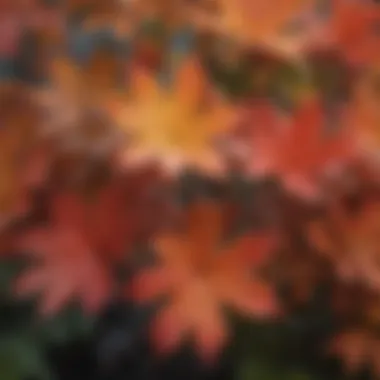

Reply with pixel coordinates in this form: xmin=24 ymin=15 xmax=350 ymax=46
xmin=131 ymin=201 xmax=278 ymax=360
xmin=326 ymin=0 xmax=380 ymax=67
xmin=235 ymin=97 xmax=355 ymax=200
xmin=13 ymin=169 xmax=166 ymax=315
xmin=189 ymin=0 xmax=319 ymax=58
xmin=308 ymin=199 xmax=380 ymax=291
xmin=0 ymin=84 xmax=52 ymax=227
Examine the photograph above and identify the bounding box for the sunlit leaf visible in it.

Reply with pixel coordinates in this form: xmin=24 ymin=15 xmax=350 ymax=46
xmin=108 ymin=57 xmax=236 ymax=176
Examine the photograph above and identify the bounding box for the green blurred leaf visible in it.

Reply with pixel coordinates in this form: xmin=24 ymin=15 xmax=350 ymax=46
xmin=0 ymin=332 xmax=53 ymax=380
xmin=36 ymin=306 xmax=96 ymax=345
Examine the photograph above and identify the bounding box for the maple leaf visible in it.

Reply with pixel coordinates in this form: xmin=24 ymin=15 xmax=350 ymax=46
xmin=0 ymin=84 xmax=51 ymax=226
xmin=308 ymin=199 xmax=380 ymax=292
xmin=0 ymin=0 xmax=65 ymax=55
xmin=108 ymin=57 xmax=236 ymax=176
xmin=329 ymin=329 xmax=380 ymax=377
xmin=36 ymin=55 xmax=122 ymax=158
xmin=85 ymin=168 xmax=169 ymax=262
xmin=13 ymin=191 xmax=113 ymax=315
xmin=346 ymin=66 xmax=380 ymax=168
xmin=272 ymin=242 xmax=327 ymax=306
xmin=14 ymin=168 xmax=168 ymax=315
xmin=0 ymin=13 xmax=23 ymax=57
xmin=35 ymin=56 xmax=86 ymax=136
xmin=25 ymin=2 xmax=65 ymax=40
xmin=41 ymin=53 xmax=121 ymax=115
xmin=236 ymin=97 xmax=355 ymax=200
xmin=188 ymin=0 xmax=320 ymax=58
xmin=14 ymin=225 xmax=112 ymax=316
xmin=326 ymin=0 xmax=380 ymax=67
xmin=130 ymin=201 xmax=278 ymax=360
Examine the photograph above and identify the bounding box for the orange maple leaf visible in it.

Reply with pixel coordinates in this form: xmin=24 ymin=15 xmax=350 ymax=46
xmin=108 ymin=57 xmax=236 ymax=176
xmin=0 ymin=12 xmax=23 ymax=57
xmin=346 ymin=66 xmax=380 ymax=168
xmin=237 ymin=98 xmax=355 ymax=200
xmin=330 ymin=329 xmax=380 ymax=377
xmin=35 ymin=55 xmax=123 ymax=158
xmin=326 ymin=0 xmax=380 ymax=66
xmin=189 ymin=0 xmax=318 ymax=58
xmin=130 ymin=201 xmax=278 ymax=360
xmin=308 ymin=199 xmax=380 ymax=292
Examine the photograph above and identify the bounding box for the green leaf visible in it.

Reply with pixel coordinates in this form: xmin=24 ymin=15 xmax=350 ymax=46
xmin=0 ymin=332 xmax=53 ymax=380
xmin=36 ymin=306 xmax=96 ymax=345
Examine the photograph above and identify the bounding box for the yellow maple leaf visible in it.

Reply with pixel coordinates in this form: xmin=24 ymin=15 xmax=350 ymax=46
xmin=109 ymin=57 xmax=236 ymax=175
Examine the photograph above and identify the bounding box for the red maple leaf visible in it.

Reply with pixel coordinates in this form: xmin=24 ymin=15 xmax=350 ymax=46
xmin=0 ymin=85 xmax=53 ymax=228
xmin=235 ymin=98 xmax=355 ymax=200
xmin=14 ymin=191 xmax=113 ymax=315
xmin=0 ymin=0 xmax=64 ymax=57
xmin=0 ymin=14 xmax=23 ymax=57
xmin=14 ymin=168 xmax=167 ymax=315
xmin=326 ymin=0 xmax=380 ymax=66
xmin=330 ymin=329 xmax=380 ymax=377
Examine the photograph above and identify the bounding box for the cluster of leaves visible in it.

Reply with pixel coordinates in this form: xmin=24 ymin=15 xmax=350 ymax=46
xmin=2 ymin=0 xmax=380 ymax=379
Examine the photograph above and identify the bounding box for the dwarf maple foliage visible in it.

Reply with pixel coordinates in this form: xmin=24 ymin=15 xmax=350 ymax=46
xmin=2 ymin=0 xmax=380 ymax=373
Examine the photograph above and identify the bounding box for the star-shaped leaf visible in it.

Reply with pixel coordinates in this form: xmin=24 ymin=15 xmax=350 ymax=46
xmin=236 ymin=97 xmax=355 ymax=200
xmin=131 ymin=201 xmax=278 ymax=360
